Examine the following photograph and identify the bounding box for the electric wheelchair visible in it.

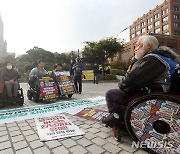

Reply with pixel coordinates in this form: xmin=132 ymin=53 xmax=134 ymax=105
xmin=0 ymin=81 xmax=24 ymax=108
xmin=103 ymin=92 xmax=180 ymax=154
xmin=27 ymin=71 xmax=75 ymax=103
xmin=27 ymin=74 xmax=59 ymax=103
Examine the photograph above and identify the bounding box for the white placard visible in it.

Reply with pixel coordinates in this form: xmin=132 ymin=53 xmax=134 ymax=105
xmin=35 ymin=114 xmax=85 ymax=141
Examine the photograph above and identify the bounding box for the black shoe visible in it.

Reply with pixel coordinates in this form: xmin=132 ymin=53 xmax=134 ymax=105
xmin=79 ymin=92 xmax=81 ymax=94
xmin=102 ymin=113 xmax=120 ymax=128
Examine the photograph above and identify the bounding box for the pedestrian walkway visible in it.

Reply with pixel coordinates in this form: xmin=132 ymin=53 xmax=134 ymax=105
xmin=0 ymin=83 xmax=149 ymax=154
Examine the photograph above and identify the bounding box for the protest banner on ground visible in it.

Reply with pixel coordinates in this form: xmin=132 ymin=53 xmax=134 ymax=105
xmin=75 ymin=108 xmax=110 ymax=122
xmin=54 ymin=71 xmax=76 ymax=95
xmin=35 ymin=114 xmax=84 ymax=141
xmin=0 ymin=96 xmax=106 ymax=124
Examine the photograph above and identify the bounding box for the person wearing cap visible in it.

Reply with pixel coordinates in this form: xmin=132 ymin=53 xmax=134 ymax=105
xmin=72 ymin=57 xmax=84 ymax=94
xmin=1 ymin=62 xmax=19 ymax=99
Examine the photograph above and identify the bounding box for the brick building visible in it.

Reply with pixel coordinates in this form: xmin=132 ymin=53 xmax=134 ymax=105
xmin=116 ymin=0 xmax=180 ymax=62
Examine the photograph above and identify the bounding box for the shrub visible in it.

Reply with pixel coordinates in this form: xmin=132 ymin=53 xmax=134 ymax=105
xmin=111 ymin=69 xmax=126 ymax=76
xmin=111 ymin=61 xmax=130 ymax=70
xmin=99 ymin=74 xmax=117 ymax=80
xmin=62 ymin=63 xmax=70 ymax=71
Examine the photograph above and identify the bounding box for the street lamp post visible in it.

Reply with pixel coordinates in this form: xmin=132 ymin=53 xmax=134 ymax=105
xmin=77 ymin=49 xmax=80 ymax=58
xmin=71 ymin=51 xmax=74 ymax=59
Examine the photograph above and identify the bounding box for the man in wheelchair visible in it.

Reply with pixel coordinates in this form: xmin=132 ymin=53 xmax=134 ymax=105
xmin=0 ymin=62 xmax=20 ymax=100
xmin=28 ymin=59 xmax=48 ymax=102
xmin=28 ymin=59 xmax=48 ymax=88
xmin=103 ymin=34 xmax=180 ymax=128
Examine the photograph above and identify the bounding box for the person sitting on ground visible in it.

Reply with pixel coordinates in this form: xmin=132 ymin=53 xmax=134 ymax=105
xmin=104 ymin=34 xmax=180 ymax=123
xmin=29 ymin=59 xmax=48 ymax=87
xmin=1 ymin=62 xmax=19 ymax=99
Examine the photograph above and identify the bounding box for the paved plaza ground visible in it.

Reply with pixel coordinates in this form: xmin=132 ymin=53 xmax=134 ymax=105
xmin=0 ymin=82 xmax=149 ymax=154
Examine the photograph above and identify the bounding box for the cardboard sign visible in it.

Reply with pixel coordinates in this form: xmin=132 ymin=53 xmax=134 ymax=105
xmin=39 ymin=76 xmax=58 ymax=102
xmin=35 ymin=114 xmax=84 ymax=141
xmin=82 ymin=70 xmax=93 ymax=80
xmin=76 ymin=108 xmax=110 ymax=122
xmin=54 ymin=71 xmax=75 ymax=95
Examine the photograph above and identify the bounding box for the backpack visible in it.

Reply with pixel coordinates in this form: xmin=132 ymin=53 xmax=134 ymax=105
xmin=170 ymin=65 xmax=180 ymax=93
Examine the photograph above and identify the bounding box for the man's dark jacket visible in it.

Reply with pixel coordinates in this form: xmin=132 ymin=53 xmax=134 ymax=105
xmin=93 ymin=65 xmax=99 ymax=74
xmin=119 ymin=47 xmax=180 ymax=93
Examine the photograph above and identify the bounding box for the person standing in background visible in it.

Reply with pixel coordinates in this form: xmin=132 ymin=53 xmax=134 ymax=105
xmin=93 ymin=63 xmax=99 ymax=84
xmin=73 ymin=58 xmax=84 ymax=94
xmin=70 ymin=59 xmax=76 ymax=78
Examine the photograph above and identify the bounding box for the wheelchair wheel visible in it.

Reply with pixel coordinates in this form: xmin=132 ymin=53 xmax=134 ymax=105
xmin=0 ymin=103 xmax=5 ymax=109
xmin=33 ymin=93 xmax=39 ymax=102
xmin=67 ymin=94 xmax=73 ymax=98
xmin=125 ymin=93 xmax=180 ymax=154
xmin=18 ymin=99 xmax=24 ymax=106
xmin=27 ymin=90 xmax=33 ymax=100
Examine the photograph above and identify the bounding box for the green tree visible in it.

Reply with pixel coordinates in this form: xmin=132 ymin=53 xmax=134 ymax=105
xmin=83 ymin=37 xmax=124 ymax=75
xmin=54 ymin=52 xmax=71 ymax=65
xmin=26 ymin=47 xmax=55 ymax=64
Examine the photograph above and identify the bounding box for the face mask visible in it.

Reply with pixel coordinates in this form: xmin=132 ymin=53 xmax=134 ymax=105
xmin=7 ymin=65 xmax=12 ymax=70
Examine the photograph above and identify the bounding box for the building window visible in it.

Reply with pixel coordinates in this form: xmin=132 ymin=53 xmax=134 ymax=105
xmin=147 ymin=17 xmax=152 ymax=23
xmin=162 ymin=16 xmax=168 ymax=22
xmin=136 ymin=31 xmax=140 ymax=35
xmin=164 ymin=32 xmax=169 ymax=35
xmin=131 ymin=27 xmax=135 ymax=32
xmin=141 ymin=21 xmax=146 ymax=27
xmin=154 ymin=13 xmax=160 ymax=19
xmin=163 ymin=24 xmax=169 ymax=31
xmin=174 ymin=22 xmax=179 ymax=28
xmin=131 ymin=33 xmax=135 ymax=38
xmin=174 ymin=14 xmax=178 ymax=20
xmin=173 ymin=6 xmax=179 ymax=11
xmin=155 ymin=21 xmax=160 ymax=27
xmin=136 ymin=25 xmax=140 ymax=29
xmin=162 ymin=8 xmax=168 ymax=15
xmin=155 ymin=28 xmax=160 ymax=34
xmin=142 ymin=28 xmax=146 ymax=33
xmin=175 ymin=31 xmax=179 ymax=35
xmin=147 ymin=24 xmax=152 ymax=30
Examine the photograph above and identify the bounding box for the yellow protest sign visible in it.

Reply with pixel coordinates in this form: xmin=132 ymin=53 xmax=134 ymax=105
xmin=83 ymin=70 xmax=94 ymax=80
